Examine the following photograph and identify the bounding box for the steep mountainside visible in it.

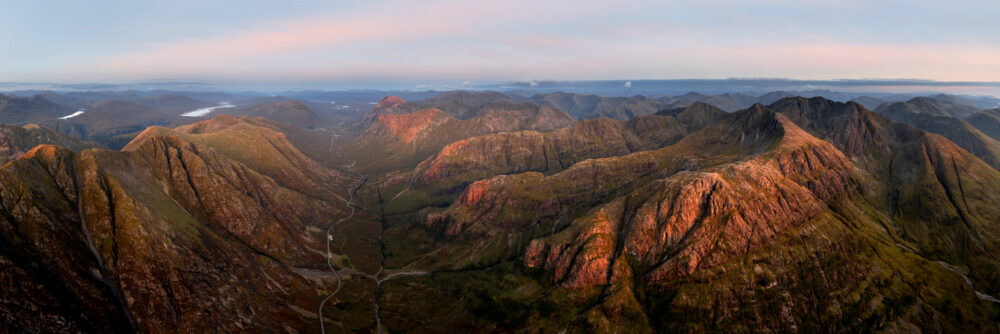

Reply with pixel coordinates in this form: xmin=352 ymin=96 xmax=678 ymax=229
xmin=874 ymin=100 xmax=1000 ymax=169
xmin=6 ymin=91 xmax=1000 ymax=332
xmin=773 ymin=97 xmax=1000 ymax=297
xmin=968 ymin=108 xmax=1000 ymax=141
xmin=0 ymin=126 xmax=354 ymax=332
xmin=354 ymin=103 xmax=574 ymax=171
xmin=375 ymin=102 xmax=730 ymax=213
xmin=628 ymin=102 xmax=729 ymax=146
xmin=125 ymin=115 xmax=353 ymax=200
xmin=372 ymin=99 xmax=1000 ymax=332
xmin=0 ymin=124 xmax=101 ymax=163
xmin=277 ymin=92 xmax=1000 ymax=331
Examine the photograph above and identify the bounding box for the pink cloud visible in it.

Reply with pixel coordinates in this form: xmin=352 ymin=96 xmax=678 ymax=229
xmin=80 ymin=0 xmax=1000 ymax=82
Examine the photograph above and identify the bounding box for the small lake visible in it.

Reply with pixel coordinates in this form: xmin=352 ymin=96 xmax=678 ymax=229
xmin=181 ymin=102 xmax=236 ymax=117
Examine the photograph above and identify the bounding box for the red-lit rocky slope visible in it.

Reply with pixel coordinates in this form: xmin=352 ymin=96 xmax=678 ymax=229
xmin=0 ymin=116 xmax=357 ymax=333
xmin=5 ymin=93 xmax=1000 ymax=333
xmin=372 ymin=99 xmax=1000 ymax=332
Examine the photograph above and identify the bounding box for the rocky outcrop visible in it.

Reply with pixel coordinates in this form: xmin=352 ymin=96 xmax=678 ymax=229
xmin=523 ymin=111 xmax=859 ymax=288
xmin=362 ymin=108 xmax=455 ymax=145
xmin=355 ymin=102 xmax=575 ymax=172
xmin=419 ymin=106 xmax=790 ymax=269
xmin=410 ymin=118 xmax=638 ymax=187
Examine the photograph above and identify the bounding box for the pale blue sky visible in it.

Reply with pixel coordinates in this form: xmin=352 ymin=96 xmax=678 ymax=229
xmin=2 ymin=0 xmax=998 ymax=85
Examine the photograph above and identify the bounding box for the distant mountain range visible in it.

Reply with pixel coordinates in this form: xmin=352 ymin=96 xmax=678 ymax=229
xmin=3 ymin=88 xmax=1000 ymax=332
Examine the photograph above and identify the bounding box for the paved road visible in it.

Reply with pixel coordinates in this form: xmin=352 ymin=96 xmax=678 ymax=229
xmin=318 ymin=175 xmax=364 ymax=334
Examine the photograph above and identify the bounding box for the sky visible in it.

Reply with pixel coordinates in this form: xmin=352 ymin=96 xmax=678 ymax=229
xmin=1 ymin=0 xmax=999 ymax=87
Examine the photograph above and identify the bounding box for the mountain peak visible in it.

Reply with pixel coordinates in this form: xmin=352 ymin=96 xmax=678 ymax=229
xmin=370 ymin=108 xmax=452 ymax=144
xmin=20 ymin=144 xmax=73 ymax=161
xmin=376 ymin=96 xmax=406 ymax=108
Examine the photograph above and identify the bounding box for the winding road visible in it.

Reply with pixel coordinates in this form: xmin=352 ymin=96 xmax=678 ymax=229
xmin=318 ymin=174 xmax=366 ymax=334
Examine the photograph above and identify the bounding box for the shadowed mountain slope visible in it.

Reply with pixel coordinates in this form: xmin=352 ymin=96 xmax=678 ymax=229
xmin=968 ymin=108 xmax=1000 ymax=141
xmin=0 ymin=124 xmax=101 ymax=163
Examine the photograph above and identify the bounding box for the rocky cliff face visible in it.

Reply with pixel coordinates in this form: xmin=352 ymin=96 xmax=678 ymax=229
xmin=377 ymin=101 xmax=1000 ymax=332
xmin=361 ymin=108 xmax=454 ymax=146
xmin=410 ymin=119 xmax=637 ymax=187
xmin=523 ymin=114 xmax=860 ymax=288
xmin=0 ymin=116 xmax=355 ymax=333
xmin=417 ymin=106 xmax=787 ymax=268
xmin=354 ymin=101 xmax=575 ymax=172
xmin=374 ymin=105 xmax=730 ymax=214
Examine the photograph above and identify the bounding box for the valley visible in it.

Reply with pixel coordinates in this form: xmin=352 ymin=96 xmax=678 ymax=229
xmin=2 ymin=89 xmax=1000 ymax=333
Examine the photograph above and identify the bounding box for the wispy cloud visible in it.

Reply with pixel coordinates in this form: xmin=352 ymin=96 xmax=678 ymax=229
xmin=4 ymin=0 xmax=1000 ymax=83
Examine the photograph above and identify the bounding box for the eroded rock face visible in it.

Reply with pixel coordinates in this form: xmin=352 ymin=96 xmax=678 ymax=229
xmin=417 ymin=107 xmax=791 ymax=273
xmin=410 ymin=118 xmax=640 ymax=188
xmin=355 ymin=102 xmax=577 ymax=173
xmin=0 ymin=146 xmax=134 ymax=333
xmin=524 ymin=147 xmax=844 ymax=288
xmin=0 ymin=126 xmax=347 ymax=332
xmin=432 ymin=105 xmax=862 ymax=291
xmin=126 ymin=115 xmax=353 ymax=201
xmin=376 ymin=96 xmax=406 ymax=109
xmin=365 ymin=108 xmax=454 ymax=144
xmin=123 ymin=135 xmax=332 ymax=264
xmin=361 ymin=96 xmax=412 ymax=125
